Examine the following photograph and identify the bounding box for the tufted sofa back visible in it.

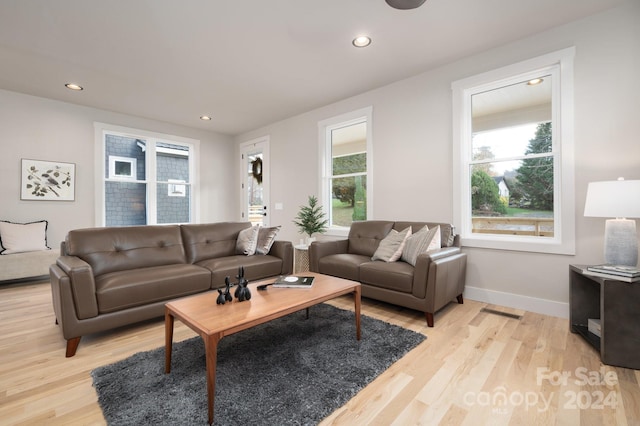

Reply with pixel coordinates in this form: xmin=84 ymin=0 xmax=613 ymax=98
xmin=345 ymin=220 xmax=459 ymax=257
xmin=65 ymin=225 xmax=187 ymax=276
xmin=347 ymin=221 xmax=395 ymax=257
xmin=181 ymin=222 xmax=251 ymax=264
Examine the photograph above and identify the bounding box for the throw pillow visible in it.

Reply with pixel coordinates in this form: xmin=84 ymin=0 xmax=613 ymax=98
xmin=235 ymin=225 xmax=259 ymax=255
xmin=401 ymin=225 xmax=439 ymax=266
xmin=427 ymin=225 xmax=442 ymax=251
xmin=440 ymin=225 xmax=456 ymax=247
xmin=371 ymin=227 xmax=412 ymax=262
xmin=0 ymin=220 xmax=50 ymax=255
xmin=255 ymin=225 xmax=281 ymax=255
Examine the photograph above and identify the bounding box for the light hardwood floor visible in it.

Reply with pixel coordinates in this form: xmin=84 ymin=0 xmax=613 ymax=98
xmin=1 ymin=279 xmax=638 ymax=425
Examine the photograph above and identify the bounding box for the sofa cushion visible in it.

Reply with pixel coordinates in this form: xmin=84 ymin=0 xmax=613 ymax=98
xmin=181 ymin=222 xmax=251 ymax=263
xmin=255 ymin=226 xmax=281 ymax=255
xmin=371 ymin=227 xmax=411 ymax=262
xmin=347 ymin=221 xmax=394 ymax=257
xmin=317 ymin=253 xmax=370 ymax=282
xmin=401 ymin=225 xmax=440 ymax=266
xmin=197 ymin=254 xmax=284 ymax=288
xmin=66 ymin=225 xmax=187 ymax=276
xmin=95 ymin=264 xmax=211 ymax=314
xmin=360 ymin=261 xmax=415 ymax=293
xmin=0 ymin=220 xmax=50 ymax=254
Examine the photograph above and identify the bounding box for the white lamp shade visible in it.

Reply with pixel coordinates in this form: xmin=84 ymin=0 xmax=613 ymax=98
xmin=584 ymin=180 xmax=640 ymax=218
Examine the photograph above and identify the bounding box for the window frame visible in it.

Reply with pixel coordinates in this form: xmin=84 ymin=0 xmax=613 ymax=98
xmin=452 ymin=47 xmax=575 ymax=255
xmin=94 ymin=122 xmax=200 ymax=226
xmin=318 ymin=107 xmax=373 ymax=236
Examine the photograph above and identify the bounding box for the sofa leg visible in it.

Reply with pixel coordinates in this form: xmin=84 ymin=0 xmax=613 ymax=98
xmin=425 ymin=312 xmax=434 ymax=327
xmin=66 ymin=337 xmax=81 ymax=357
xmin=457 ymin=294 xmax=464 ymax=304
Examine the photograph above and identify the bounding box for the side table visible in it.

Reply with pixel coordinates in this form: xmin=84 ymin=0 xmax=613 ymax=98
xmin=294 ymin=244 xmax=309 ymax=273
xmin=569 ymin=264 xmax=640 ymax=369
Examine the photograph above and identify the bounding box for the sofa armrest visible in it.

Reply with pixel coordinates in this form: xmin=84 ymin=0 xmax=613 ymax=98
xmin=269 ymin=240 xmax=293 ymax=275
xmin=412 ymin=247 xmax=462 ymax=298
xmin=413 ymin=248 xmax=467 ymax=313
xmin=55 ymin=255 xmax=99 ymax=320
xmin=308 ymin=240 xmax=349 ymax=272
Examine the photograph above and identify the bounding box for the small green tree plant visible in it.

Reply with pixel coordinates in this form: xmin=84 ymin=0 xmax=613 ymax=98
xmin=471 ymin=169 xmax=507 ymax=214
xmin=352 ymin=176 xmax=366 ymax=221
xmin=293 ymin=195 xmax=329 ymax=238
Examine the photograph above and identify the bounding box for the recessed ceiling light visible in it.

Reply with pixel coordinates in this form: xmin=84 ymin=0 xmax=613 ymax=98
xmin=527 ymin=78 xmax=544 ymax=86
xmin=352 ymin=36 xmax=371 ymax=48
xmin=65 ymin=83 xmax=83 ymax=91
xmin=385 ymin=0 xmax=427 ymax=9
xmin=200 ymin=115 xmax=212 ymax=121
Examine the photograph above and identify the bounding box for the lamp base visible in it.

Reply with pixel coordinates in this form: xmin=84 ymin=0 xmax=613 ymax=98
xmin=604 ymin=219 xmax=638 ymax=267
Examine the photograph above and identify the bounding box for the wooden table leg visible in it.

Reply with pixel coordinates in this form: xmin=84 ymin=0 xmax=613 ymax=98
xmin=164 ymin=309 xmax=174 ymax=373
xmin=354 ymin=286 xmax=361 ymax=341
xmin=204 ymin=334 xmax=220 ymax=425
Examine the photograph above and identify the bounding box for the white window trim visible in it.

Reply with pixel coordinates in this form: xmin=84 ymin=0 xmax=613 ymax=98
xmin=452 ymin=47 xmax=575 ymax=255
xmin=94 ymin=122 xmax=200 ymax=226
xmin=318 ymin=106 xmax=373 ymax=237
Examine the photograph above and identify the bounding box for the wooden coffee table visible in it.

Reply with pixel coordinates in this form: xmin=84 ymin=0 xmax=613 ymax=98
xmin=164 ymin=272 xmax=361 ymax=425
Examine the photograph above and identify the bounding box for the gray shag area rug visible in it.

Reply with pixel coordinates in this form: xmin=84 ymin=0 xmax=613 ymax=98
xmin=91 ymin=303 xmax=426 ymax=425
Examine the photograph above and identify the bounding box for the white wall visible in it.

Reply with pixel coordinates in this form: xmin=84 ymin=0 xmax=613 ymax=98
xmin=236 ymin=1 xmax=640 ymax=317
xmin=0 ymin=89 xmax=236 ymax=248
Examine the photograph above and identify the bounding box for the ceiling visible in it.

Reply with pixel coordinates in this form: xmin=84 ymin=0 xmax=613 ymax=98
xmin=0 ymin=0 xmax=625 ymax=136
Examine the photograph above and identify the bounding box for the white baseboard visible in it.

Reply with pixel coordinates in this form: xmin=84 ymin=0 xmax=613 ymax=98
xmin=464 ymin=286 xmax=569 ymax=319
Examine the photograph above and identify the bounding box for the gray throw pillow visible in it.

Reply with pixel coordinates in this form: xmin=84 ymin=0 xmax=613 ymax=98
xmin=255 ymin=225 xmax=281 ymax=255
xmin=401 ymin=225 xmax=439 ymax=266
xmin=371 ymin=227 xmax=411 ymax=262
xmin=236 ymin=225 xmax=259 ymax=255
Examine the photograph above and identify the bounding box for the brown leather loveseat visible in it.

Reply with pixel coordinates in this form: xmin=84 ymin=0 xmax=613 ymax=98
xmin=309 ymin=220 xmax=466 ymax=327
xmin=49 ymin=222 xmax=292 ymax=357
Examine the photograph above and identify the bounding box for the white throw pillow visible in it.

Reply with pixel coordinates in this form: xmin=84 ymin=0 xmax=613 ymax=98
xmin=255 ymin=225 xmax=281 ymax=255
xmin=0 ymin=220 xmax=50 ymax=255
xmin=235 ymin=225 xmax=259 ymax=255
xmin=427 ymin=225 xmax=442 ymax=251
xmin=371 ymin=227 xmax=412 ymax=262
xmin=401 ymin=225 xmax=439 ymax=266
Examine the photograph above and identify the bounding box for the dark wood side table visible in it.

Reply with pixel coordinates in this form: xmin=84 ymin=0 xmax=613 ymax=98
xmin=569 ymin=264 xmax=640 ymax=370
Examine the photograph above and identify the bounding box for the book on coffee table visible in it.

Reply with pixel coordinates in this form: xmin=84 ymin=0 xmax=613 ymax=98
xmin=273 ymin=275 xmax=315 ymax=288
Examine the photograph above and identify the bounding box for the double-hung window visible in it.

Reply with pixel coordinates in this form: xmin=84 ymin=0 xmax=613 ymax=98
xmin=452 ymin=48 xmax=575 ymax=254
xmin=95 ymin=123 xmax=199 ymax=226
xmin=318 ymin=107 xmax=373 ymax=234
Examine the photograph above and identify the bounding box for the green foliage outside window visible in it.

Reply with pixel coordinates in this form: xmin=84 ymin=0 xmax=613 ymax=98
xmin=471 ymin=169 xmax=507 ymax=214
xmin=514 ymin=122 xmax=554 ymax=210
xmin=332 ymin=153 xmax=366 ymax=206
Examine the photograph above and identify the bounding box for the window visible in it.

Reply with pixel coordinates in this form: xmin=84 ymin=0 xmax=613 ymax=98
xmin=318 ymin=107 xmax=373 ymax=234
xmin=452 ymin=48 xmax=575 ymax=254
xmin=94 ymin=123 xmax=199 ymax=227
xmin=108 ymin=156 xmax=136 ymax=179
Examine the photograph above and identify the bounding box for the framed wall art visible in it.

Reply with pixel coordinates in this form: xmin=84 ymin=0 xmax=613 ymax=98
xmin=21 ymin=158 xmax=76 ymax=201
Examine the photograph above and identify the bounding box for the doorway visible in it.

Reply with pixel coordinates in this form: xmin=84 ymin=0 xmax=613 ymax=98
xmin=240 ymin=137 xmax=269 ymax=226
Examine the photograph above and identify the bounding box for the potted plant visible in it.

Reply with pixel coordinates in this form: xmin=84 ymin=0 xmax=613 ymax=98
xmin=293 ymin=195 xmax=328 ymax=245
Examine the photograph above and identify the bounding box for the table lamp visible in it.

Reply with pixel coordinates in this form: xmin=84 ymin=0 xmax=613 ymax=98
xmin=584 ymin=178 xmax=640 ymax=267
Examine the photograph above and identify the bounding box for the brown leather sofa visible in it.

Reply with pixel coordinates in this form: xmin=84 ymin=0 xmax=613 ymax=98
xmin=49 ymin=222 xmax=292 ymax=357
xmin=309 ymin=220 xmax=466 ymax=327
